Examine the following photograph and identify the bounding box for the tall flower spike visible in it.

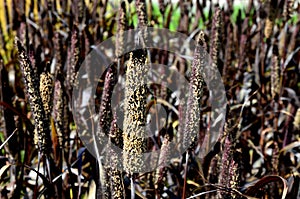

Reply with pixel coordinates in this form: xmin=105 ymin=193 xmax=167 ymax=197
xmin=96 ymin=64 xmax=118 ymax=198
xmin=228 ymin=159 xmax=239 ymax=198
xmin=278 ymin=25 xmax=287 ymax=58
xmin=264 ymin=18 xmax=274 ymax=39
xmin=15 ymin=37 xmax=51 ymax=153
xmin=53 ymin=32 xmax=62 ymax=77
xmin=107 ymin=113 xmax=125 ymax=199
xmin=135 ymin=0 xmax=148 ymax=47
xmin=53 ymin=80 xmax=64 ymax=147
xmin=218 ymin=117 xmax=240 ymax=199
xmin=183 ymin=31 xmax=205 ymax=149
xmin=264 ymin=0 xmax=277 ymax=39
xmin=115 ymin=1 xmax=127 ymax=59
xmin=135 ymin=0 xmax=148 ymax=27
xmin=66 ymin=29 xmax=79 ymax=90
xmin=98 ymin=64 xmax=117 ymax=140
xmin=178 ymin=0 xmax=189 ymax=34
xmin=207 ymin=7 xmax=223 ymax=110
xmin=209 ymin=7 xmax=222 ymax=71
xmin=155 ymin=133 xmax=172 ymax=189
xmin=223 ymin=23 xmax=233 ymax=81
xmin=40 ymin=72 xmax=53 ymax=119
xmin=271 ymin=50 xmax=280 ymax=99
xmin=218 ymin=137 xmax=231 ymax=197
xmin=123 ymin=49 xmax=148 ymax=173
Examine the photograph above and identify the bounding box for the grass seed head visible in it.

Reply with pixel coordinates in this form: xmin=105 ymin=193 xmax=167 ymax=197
xmin=53 ymin=80 xmax=64 ymax=147
xmin=123 ymin=49 xmax=148 ymax=173
xmin=15 ymin=37 xmax=52 ymax=153
xmin=40 ymin=72 xmax=53 ymax=118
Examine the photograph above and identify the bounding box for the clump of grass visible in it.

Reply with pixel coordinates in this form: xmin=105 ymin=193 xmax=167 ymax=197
xmin=0 ymin=1 xmax=299 ymax=198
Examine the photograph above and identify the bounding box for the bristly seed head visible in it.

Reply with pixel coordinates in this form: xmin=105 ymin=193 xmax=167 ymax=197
xmin=15 ymin=37 xmax=52 ymax=153
xmin=123 ymin=49 xmax=148 ymax=173
xmin=40 ymin=72 xmax=53 ymax=119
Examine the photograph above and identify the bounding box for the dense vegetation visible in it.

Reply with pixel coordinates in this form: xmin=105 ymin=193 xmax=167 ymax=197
xmin=0 ymin=0 xmax=299 ymax=198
